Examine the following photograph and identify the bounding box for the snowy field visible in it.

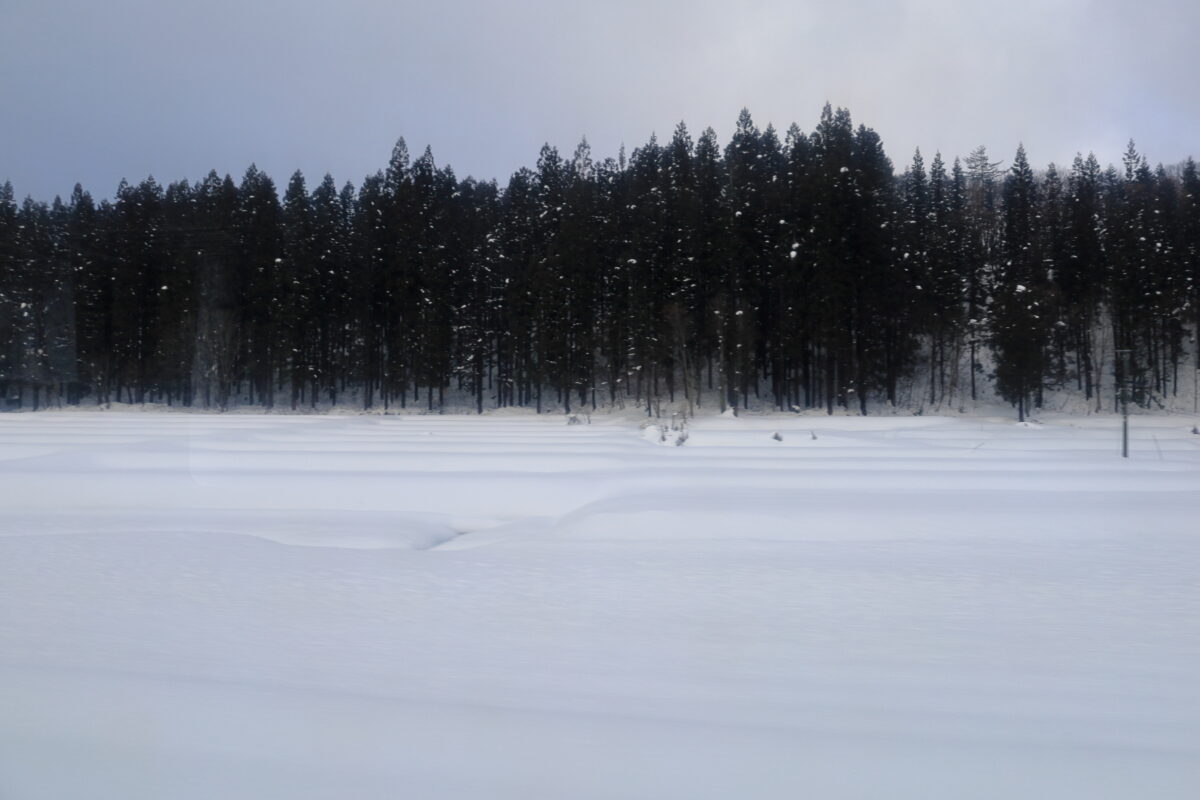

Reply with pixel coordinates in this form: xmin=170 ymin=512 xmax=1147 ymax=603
xmin=1 ymin=411 xmax=1198 ymax=799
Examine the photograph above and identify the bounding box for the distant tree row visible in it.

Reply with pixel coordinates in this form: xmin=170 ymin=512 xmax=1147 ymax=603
xmin=2 ymin=105 xmax=1197 ymax=418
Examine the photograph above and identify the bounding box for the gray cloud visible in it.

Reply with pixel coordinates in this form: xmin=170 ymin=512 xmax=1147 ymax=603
xmin=2 ymin=0 xmax=1197 ymax=200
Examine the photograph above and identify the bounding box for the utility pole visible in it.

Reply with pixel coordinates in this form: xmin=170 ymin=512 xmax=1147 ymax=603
xmin=1116 ymin=349 xmax=1131 ymax=458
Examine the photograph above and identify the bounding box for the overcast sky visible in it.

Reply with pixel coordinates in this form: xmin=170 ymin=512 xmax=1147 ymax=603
xmin=3 ymin=0 xmax=1197 ymax=201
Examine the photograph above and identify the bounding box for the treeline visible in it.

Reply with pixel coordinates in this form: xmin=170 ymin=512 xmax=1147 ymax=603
xmin=1 ymin=105 xmax=1197 ymax=418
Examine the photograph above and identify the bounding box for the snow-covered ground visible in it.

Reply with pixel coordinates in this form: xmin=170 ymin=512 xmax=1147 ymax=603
xmin=1 ymin=411 xmax=1198 ymax=799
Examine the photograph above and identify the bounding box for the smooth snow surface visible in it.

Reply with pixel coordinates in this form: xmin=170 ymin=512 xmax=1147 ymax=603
xmin=1 ymin=412 xmax=1198 ymax=799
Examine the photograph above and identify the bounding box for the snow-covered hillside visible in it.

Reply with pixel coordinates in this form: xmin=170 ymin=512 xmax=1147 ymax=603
xmin=1 ymin=413 xmax=1198 ymax=799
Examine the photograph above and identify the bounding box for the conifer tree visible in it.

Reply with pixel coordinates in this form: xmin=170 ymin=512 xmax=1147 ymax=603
xmin=1063 ymin=152 xmax=1106 ymax=403
xmin=993 ymin=144 xmax=1048 ymax=420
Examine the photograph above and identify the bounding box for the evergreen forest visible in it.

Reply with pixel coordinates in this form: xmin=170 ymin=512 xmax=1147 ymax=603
xmin=2 ymin=105 xmax=1198 ymax=419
